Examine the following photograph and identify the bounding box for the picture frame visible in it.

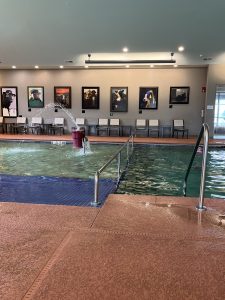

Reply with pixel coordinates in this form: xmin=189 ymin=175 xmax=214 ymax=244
xmin=110 ymin=87 xmax=128 ymax=112
xmin=28 ymin=86 xmax=44 ymax=108
xmin=82 ymin=87 xmax=99 ymax=109
xmin=1 ymin=87 xmax=18 ymax=117
xmin=169 ymin=87 xmax=190 ymax=104
xmin=139 ymin=87 xmax=158 ymax=110
xmin=54 ymin=86 xmax=71 ymax=109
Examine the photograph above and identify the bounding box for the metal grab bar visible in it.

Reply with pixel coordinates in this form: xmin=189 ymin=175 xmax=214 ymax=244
xmin=92 ymin=135 xmax=134 ymax=206
xmin=183 ymin=123 xmax=209 ymax=210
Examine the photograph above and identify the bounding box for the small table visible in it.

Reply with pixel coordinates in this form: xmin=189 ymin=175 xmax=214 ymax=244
xmin=161 ymin=125 xmax=172 ymax=137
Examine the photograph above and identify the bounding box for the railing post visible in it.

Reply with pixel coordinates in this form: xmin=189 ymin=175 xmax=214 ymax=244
xmin=126 ymin=142 xmax=129 ymax=162
xmin=92 ymin=171 xmax=100 ymax=206
xmin=117 ymin=152 xmax=121 ymax=182
xmin=196 ymin=124 xmax=209 ymax=211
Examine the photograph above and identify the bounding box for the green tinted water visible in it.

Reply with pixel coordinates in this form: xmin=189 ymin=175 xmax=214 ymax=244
xmin=0 ymin=142 xmax=224 ymax=199
xmin=0 ymin=142 xmax=120 ymax=178
xmin=117 ymin=145 xmax=225 ymax=199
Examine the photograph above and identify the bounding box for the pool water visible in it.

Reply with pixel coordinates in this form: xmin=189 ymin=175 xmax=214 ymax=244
xmin=117 ymin=145 xmax=225 ymax=199
xmin=0 ymin=142 xmax=224 ymax=200
xmin=0 ymin=142 xmax=121 ymax=178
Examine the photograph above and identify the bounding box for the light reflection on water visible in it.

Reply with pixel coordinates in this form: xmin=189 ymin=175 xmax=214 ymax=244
xmin=117 ymin=145 xmax=225 ymax=199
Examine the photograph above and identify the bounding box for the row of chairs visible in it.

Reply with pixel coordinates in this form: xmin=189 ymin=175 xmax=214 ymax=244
xmin=0 ymin=117 xmax=65 ymax=135
xmin=76 ymin=118 xmax=188 ymax=138
xmin=134 ymin=119 xmax=188 ymax=138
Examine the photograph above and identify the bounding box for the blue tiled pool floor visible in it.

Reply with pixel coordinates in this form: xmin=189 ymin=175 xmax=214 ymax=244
xmin=0 ymin=174 xmax=117 ymax=207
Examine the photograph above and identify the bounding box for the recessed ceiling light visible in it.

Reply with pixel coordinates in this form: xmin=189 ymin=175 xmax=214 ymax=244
xmin=84 ymin=65 xmax=89 ymax=68
xmin=12 ymin=65 xmax=16 ymax=69
xmin=174 ymin=64 xmax=178 ymax=68
xmin=178 ymin=46 xmax=185 ymax=52
xmin=34 ymin=65 xmax=39 ymax=69
xmin=122 ymin=47 xmax=129 ymax=52
xmin=59 ymin=65 xmax=64 ymax=69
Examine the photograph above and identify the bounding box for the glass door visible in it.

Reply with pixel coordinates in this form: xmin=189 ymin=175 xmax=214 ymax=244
xmin=214 ymin=86 xmax=225 ymax=138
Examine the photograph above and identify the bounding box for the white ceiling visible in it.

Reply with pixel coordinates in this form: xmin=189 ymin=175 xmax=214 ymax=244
xmin=0 ymin=0 xmax=225 ymax=68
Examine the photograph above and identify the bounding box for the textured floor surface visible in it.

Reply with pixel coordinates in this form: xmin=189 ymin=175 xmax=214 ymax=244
xmin=0 ymin=135 xmax=225 ymax=299
xmin=0 ymin=195 xmax=225 ymax=300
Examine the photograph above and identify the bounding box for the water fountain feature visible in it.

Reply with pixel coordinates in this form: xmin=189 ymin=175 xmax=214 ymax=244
xmin=32 ymin=103 xmax=90 ymax=152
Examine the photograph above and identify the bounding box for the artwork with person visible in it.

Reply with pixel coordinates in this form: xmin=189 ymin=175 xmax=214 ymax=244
xmin=28 ymin=87 xmax=44 ymax=108
xmin=82 ymin=87 xmax=99 ymax=109
xmin=139 ymin=87 xmax=158 ymax=110
xmin=54 ymin=86 xmax=71 ymax=108
xmin=110 ymin=87 xmax=128 ymax=112
xmin=1 ymin=87 xmax=18 ymax=117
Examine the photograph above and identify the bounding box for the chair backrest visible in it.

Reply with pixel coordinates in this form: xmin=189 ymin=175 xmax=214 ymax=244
xmin=31 ymin=117 xmax=42 ymax=125
xmin=110 ymin=118 xmax=119 ymax=126
xmin=149 ymin=119 xmax=159 ymax=127
xmin=76 ymin=118 xmax=85 ymax=125
xmin=54 ymin=117 xmax=64 ymax=125
xmin=17 ymin=117 xmax=26 ymax=124
xmin=99 ymin=118 xmax=108 ymax=126
xmin=0 ymin=117 xmax=4 ymax=124
xmin=174 ymin=120 xmax=184 ymax=127
xmin=136 ymin=119 xmax=146 ymax=127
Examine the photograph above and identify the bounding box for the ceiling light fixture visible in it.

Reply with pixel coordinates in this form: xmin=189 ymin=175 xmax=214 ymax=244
xmin=12 ymin=65 xmax=16 ymax=69
xmin=123 ymin=47 xmax=129 ymax=52
xmin=34 ymin=65 xmax=39 ymax=69
xmin=85 ymin=53 xmax=176 ymax=65
xmin=59 ymin=65 xmax=64 ymax=69
xmin=125 ymin=65 xmax=130 ymax=68
xmin=178 ymin=46 xmax=185 ymax=52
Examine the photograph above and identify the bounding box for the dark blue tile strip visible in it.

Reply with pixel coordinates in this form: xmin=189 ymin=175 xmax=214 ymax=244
xmin=0 ymin=174 xmax=117 ymax=207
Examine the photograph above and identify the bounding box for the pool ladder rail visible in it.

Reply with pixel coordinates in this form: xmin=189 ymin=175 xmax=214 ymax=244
xmin=92 ymin=135 xmax=134 ymax=206
xmin=183 ymin=123 xmax=209 ymax=211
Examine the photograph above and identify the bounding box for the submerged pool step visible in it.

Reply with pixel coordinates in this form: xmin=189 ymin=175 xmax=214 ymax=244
xmin=0 ymin=174 xmax=117 ymax=207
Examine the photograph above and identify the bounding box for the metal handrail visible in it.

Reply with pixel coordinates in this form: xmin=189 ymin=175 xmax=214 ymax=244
xmin=183 ymin=123 xmax=209 ymax=210
xmin=92 ymin=135 xmax=134 ymax=206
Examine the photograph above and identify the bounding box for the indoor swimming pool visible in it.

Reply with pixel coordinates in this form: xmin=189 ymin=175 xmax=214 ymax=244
xmin=0 ymin=142 xmax=224 ymax=205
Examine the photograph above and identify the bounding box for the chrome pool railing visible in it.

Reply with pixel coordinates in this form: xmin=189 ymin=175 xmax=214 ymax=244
xmin=183 ymin=123 xmax=209 ymax=210
xmin=92 ymin=135 xmax=134 ymax=206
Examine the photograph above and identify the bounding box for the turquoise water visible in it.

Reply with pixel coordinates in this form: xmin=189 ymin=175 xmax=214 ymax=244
xmin=117 ymin=145 xmax=225 ymax=199
xmin=0 ymin=142 xmax=224 ymax=199
xmin=0 ymin=142 xmax=121 ymax=179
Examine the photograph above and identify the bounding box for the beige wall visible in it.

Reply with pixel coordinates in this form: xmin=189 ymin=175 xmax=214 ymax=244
xmin=0 ymin=68 xmax=207 ymax=134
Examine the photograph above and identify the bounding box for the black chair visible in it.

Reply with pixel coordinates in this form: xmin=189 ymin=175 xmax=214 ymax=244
xmin=51 ymin=118 xmax=65 ymax=135
xmin=135 ymin=119 xmax=148 ymax=137
xmin=109 ymin=118 xmax=120 ymax=136
xmin=96 ymin=118 xmax=109 ymax=136
xmin=28 ymin=117 xmax=42 ymax=134
xmin=12 ymin=117 xmax=27 ymax=134
xmin=172 ymin=120 xmax=188 ymax=138
xmin=148 ymin=119 xmax=160 ymax=137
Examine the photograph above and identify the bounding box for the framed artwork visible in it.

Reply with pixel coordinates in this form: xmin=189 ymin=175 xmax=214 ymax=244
xmin=110 ymin=87 xmax=128 ymax=112
xmin=170 ymin=87 xmax=190 ymax=104
xmin=28 ymin=86 xmax=44 ymax=108
xmin=139 ymin=87 xmax=158 ymax=109
xmin=54 ymin=86 xmax=71 ymax=108
xmin=82 ymin=87 xmax=99 ymax=109
xmin=1 ymin=87 xmax=18 ymax=117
